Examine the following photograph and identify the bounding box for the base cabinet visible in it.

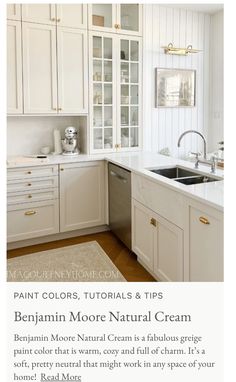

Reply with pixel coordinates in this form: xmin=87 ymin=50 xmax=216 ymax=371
xmin=132 ymin=199 xmax=184 ymax=281
xmin=188 ymin=202 xmax=223 ymax=281
xmin=59 ymin=162 xmax=105 ymax=232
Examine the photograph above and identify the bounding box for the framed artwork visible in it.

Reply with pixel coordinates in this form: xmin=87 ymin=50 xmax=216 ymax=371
xmin=155 ymin=68 xmax=196 ymax=107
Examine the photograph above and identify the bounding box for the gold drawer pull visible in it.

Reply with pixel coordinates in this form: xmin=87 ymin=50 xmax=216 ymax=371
xmin=57 ymin=18 xmax=61 ymax=22
xmin=27 ymin=171 xmax=32 ymax=174
xmin=199 ymin=216 xmax=210 ymax=225
xmin=60 ymin=168 xmax=64 ymax=171
xmin=114 ymin=23 xmax=118 ymax=29
xmin=27 ymin=183 xmax=32 ymax=186
xmin=150 ymin=217 xmax=157 ymax=227
xmin=24 ymin=210 xmax=36 ymax=216
xmin=58 ymin=107 xmax=62 ymax=111
xmin=28 ymin=195 xmax=32 ymax=199
xmin=51 ymin=18 xmax=56 ymax=21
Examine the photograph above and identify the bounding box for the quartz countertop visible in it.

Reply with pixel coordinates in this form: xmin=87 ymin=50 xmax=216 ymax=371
xmin=7 ymin=151 xmax=224 ymax=211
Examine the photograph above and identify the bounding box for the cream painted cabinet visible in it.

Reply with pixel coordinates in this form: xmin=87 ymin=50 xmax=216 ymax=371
xmin=188 ymin=201 xmax=223 ymax=281
xmin=7 ymin=20 xmax=23 ymax=114
xmin=22 ymin=4 xmax=56 ymax=25
xmin=22 ymin=22 xmax=87 ymax=114
xmin=7 ymin=4 xmax=21 ymax=20
xmin=57 ymin=4 xmax=87 ymax=29
xmin=59 ymin=162 xmax=105 ymax=232
xmin=132 ymin=199 xmax=184 ymax=281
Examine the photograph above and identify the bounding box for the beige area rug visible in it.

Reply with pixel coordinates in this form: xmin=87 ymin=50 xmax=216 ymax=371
xmin=7 ymin=241 xmax=126 ymax=282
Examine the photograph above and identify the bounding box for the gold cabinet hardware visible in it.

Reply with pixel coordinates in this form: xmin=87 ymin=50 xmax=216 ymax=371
xmin=53 ymin=107 xmax=57 ymax=111
xmin=114 ymin=23 xmax=118 ymax=29
xmin=199 ymin=216 xmax=210 ymax=225
xmin=150 ymin=217 xmax=157 ymax=227
xmin=27 ymin=171 xmax=32 ymax=174
xmin=117 ymin=24 xmax=121 ymax=29
xmin=24 ymin=210 xmax=36 ymax=216
xmin=28 ymin=195 xmax=32 ymax=199
xmin=60 ymin=168 xmax=64 ymax=171
xmin=57 ymin=18 xmax=61 ymax=22
xmin=27 ymin=183 xmax=32 ymax=186
xmin=58 ymin=107 xmax=62 ymax=111
xmin=51 ymin=18 xmax=56 ymax=21
xmin=115 ymin=143 xmax=121 ymax=149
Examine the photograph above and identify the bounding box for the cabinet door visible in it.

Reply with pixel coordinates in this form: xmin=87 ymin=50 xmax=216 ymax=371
xmin=7 ymin=4 xmax=21 ymax=20
xmin=57 ymin=27 xmax=88 ymax=114
xmin=189 ymin=206 xmax=223 ymax=281
xmin=153 ymin=213 xmax=184 ymax=282
xmin=7 ymin=21 xmax=23 ymax=114
xmin=118 ymin=36 xmax=142 ymax=150
xmin=22 ymin=23 xmax=58 ymax=114
xmin=88 ymin=4 xmax=117 ymax=33
xmin=90 ymin=32 xmax=116 ymax=152
xmin=60 ymin=162 xmax=105 ymax=232
xmin=117 ymin=4 xmax=142 ymax=36
xmin=132 ymin=199 xmax=154 ymax=271
xmin=57 ymin=4 xmax=87 ymax=29
xmin=22 ymin=4 xmax=56 ymax=25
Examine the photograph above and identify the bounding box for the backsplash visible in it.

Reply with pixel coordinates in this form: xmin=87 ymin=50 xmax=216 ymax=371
xmin=7 ymin=116 xmax=87 ymax=156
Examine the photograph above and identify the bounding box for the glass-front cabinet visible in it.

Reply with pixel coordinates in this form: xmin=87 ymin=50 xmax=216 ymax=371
xmin=88 ymin=4 xmax=142 ymax=36
xmin=90 ymin=32 xmax=141 ymax=153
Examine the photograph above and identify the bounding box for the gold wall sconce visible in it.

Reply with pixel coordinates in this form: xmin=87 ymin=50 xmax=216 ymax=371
xmin=162 ymin=43 xmax=201 ymax=56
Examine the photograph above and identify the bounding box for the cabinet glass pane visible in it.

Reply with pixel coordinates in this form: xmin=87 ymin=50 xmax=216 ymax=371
xmin=104 ymin=38 xmax=112 ymax=59
xmin=130 ymin=106 xmax=138 ymax=126
xmin=121 ymin=106 xmax=129 ymax=126
xmin=131 ymin=41 xmax=139 ymax=61
xmin=93 ymin=106 xmax=102 ymax=127
xmin=121 ymin=128 xmax=129 ymax=148
xmin=93 ymin=129 xmax=103 ymax=149
xmin=104 ymin=61 xmax=112 ymax=82
xmin=131 ymin=63 xmax=138 ymax=83
xmin=121 ymin=40 xmax=129 ymax=61
xmin=93 ymin=60 xmax=102 ymax=81
xmin=131 ymin=85 xmax=138 ymax=104
xmin=104 ymin=106 xmax=112 ymax=126
xmin=104 ymin=128 xmax=113 ymax=149
xmin=130 ymin=128 xmax=139 ymax=147
xmin=120 ymin=4 xmax=139 ymax=32
xmin=121 ymin=62 xmax=129 ymax=83
xmin=92 ymin=4 xmax=113 ymax=28
xmin=93 ymin=84 xmax=102 ymax=105
xmin=104 ymin=84 xmax=112 ymax=104
xmin=93 ymin=36 xmax=102 ymax=58
xmin=121 ymin=85 xmax=129 ymax=104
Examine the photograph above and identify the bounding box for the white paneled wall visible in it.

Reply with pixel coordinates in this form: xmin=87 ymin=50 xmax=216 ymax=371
xmin=208 ymin=11 xmax=224 ymax=152
xmin=143 ymin=5 xmax=211 ymax=158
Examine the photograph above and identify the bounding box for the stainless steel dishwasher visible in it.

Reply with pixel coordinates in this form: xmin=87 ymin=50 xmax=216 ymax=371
xmin=108 ymin=162 xmax=131 ymax=250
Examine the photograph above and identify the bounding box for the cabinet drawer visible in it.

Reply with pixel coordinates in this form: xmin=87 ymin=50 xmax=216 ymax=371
xmin=7 ymin=200 xmax=59 ymax=242
xmin=132 ymin=173 xmax=184 ymax=229
xmin=7 ymin=165 xmax=58 ymax=180
xmin=7 ymin=176 xmax=58 ymax=192
xmin=7 ymin=188 xmax=58 ymax=205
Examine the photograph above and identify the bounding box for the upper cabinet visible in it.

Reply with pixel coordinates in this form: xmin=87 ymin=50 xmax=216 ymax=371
xmin=22 ymin=4 xmax=87 ymax=29
xmin=7 ymin=4 xmax=21 ymax=21
xmin=7 ymin=20 xmax=23 ymax=114
xmin=88 ymin=4 xmax=142 ymax=36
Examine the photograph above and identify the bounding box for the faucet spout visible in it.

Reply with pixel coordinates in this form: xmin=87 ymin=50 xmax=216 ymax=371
xmin=177 ymin=130 xmax=207 ymax=159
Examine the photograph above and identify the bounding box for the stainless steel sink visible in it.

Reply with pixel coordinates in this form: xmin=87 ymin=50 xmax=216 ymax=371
xmin=149 ymin=166 xmax=221 ymax=185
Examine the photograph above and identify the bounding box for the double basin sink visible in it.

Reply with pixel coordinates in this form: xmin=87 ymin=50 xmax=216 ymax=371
xmin=149 ymin=166 xmax=222 ymax=185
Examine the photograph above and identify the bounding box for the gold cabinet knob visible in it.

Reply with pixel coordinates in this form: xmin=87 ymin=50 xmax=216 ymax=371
xmin=150 ymin=218 xmax=157 ymax=227
xmin=24 ymin=210 xmax=36 ymax=216
xmin=27 ymin=171 xmax=32 ymax=174
xmin=53 ymin=107 xmax=57 ymax=111
xmin=51 ymin=18 xmax=56 ymax=21
xmin=114 ymin=23 xmax=118 ymax=29
xmin=27 ymin=183 xmax=32 ymax=186
xmin=57 ymin=18 xmax=61 ymax=22
xmin=58 ymin=108 xmax=62 ymax=111
xmin=117 ymin=24 xmax=121 ymax=29
xmin=60 ymin=168 xmax=64 ymax=171
xmin=199 ymin=216 xmax=210 ymax=225
xmin=28 ymin=195 xmax=32 ymax=198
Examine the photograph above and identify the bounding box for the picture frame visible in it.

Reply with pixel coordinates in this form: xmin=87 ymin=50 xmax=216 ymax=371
xmin=155 ymin=68 xmax=196 ymax=107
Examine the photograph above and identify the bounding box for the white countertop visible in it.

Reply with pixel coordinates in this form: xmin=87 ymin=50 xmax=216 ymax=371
xmin=7 ymin=151 xmax=224 ymax=211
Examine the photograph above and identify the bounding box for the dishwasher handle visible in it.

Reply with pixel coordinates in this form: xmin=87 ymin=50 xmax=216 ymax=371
xmin=110 ymin=170 xmax=128 ymax=183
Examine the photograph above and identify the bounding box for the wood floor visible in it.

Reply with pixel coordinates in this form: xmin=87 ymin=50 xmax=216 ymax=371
xmin=7 ymin=231 xmax=155 ymax=282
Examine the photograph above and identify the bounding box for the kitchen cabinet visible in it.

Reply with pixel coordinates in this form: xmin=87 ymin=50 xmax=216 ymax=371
xmin=90 ymin=32 xmax=142 ymax=152
xmin=7 ymin=20 xmax=23 ymax=114
xmin=88 ymin=4 xmax=142 ymax=36
xmin=132 ymin=199 xmax=184 ymax=281
xmin=22 ymin=22 xmax=88 ymax=114
xmin=22 ymin=4 xmax=87 ymax=29
xmin=188 ymin=200 xmax=223 ymax=281
xmin=7 ymin=165 xmax=59 ymax=243
xmin=7 ymin=4 xmax=21 ymax=20
xmin=59 ymin=162 xmax=105 ymax=232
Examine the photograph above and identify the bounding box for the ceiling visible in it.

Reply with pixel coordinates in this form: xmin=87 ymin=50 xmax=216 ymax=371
xmin=165 ymin=4 xmax=224 ymax=14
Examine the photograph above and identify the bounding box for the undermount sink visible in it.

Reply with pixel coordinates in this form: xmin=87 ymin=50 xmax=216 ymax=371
xmin=149 ymin=166 xmax=221 ymax=185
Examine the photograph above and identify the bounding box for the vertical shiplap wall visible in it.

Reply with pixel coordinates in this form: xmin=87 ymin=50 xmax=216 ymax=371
xmin=208 ymin=11 xmax=224 ymax=152
xmin=143 ymin=5 xmax=211 ymax=158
